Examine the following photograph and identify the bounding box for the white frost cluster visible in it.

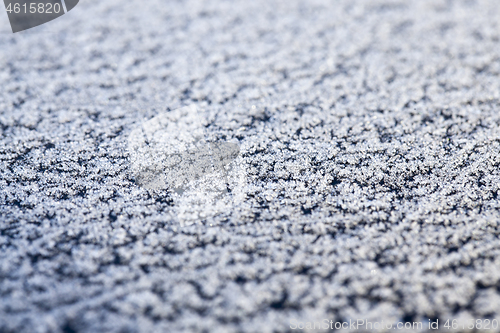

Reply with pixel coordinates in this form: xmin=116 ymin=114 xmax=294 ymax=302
xmin=128 ymin=105 xmax=244 ymax=225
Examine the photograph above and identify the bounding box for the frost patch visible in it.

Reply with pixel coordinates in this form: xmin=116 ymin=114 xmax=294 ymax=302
xmin=128 ymin=105 xmax=244 ymax=225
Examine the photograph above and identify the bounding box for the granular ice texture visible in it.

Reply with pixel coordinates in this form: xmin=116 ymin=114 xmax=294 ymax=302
xmin=1 ymin=0 xmax=500 ymax=332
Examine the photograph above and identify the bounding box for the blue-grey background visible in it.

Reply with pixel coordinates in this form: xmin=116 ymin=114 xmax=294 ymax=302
xmin=1 ymin=0 xmax=500 ymax=332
